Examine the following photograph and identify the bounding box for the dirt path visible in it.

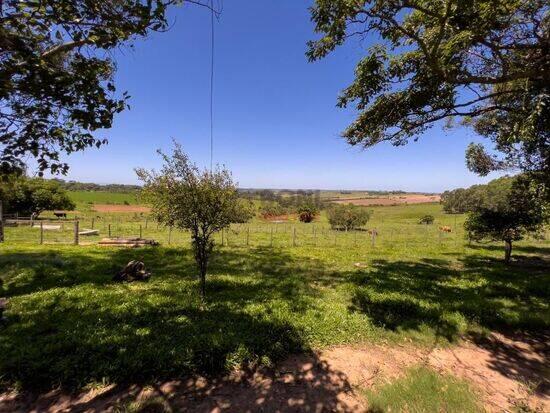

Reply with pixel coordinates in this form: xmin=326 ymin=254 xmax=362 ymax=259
xmin=1 ymin=331 xmax=548 ymax=412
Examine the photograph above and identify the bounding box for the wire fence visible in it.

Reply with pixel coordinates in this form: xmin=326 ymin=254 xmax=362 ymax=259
xmin=2 ymin=217 xmax=548 ymax=254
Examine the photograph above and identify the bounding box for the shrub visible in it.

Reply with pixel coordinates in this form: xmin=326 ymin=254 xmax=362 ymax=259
xmin=327 ymin=204 xmax=370 ymax=230
xmin=297 ymin=203 xmax=318 ymax=223
xmin=231 ymin=199 xmax=256 ymax=223
xmin=259 ymin=202 xmax=286 ymax=218
xmin=418 ymin=215 xmax=434 ymax=225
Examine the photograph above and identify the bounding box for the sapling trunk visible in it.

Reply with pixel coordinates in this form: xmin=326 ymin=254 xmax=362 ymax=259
xmin=504 ymin=239 xmax=512 ymax=264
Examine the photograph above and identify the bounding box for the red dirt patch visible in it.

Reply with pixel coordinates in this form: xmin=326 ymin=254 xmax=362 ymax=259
xmin=261 ymin=214 xmax=298 ymax=222
xmin=333 ymin=194 xmax=440 ymax=206
xmin=2 ymin=332 xmax=547 ymax=412
xmin=92 ymin=204 xmax=151 ymax=213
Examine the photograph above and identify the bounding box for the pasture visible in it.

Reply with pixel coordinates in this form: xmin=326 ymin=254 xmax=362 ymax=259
xmin=0 ymin=199 xmax=548 ymax=411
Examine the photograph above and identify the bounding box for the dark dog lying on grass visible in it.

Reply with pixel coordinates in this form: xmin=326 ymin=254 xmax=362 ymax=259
xmin=113 ymin=260 xmax=151 ymax=282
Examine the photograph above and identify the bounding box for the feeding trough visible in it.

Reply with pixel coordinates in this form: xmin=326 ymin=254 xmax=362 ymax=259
xmin=79 ymin=229 xmax=99 ymax=236
xmin=98 ymin=237 xmax=158 ymax=248
xmin=32 ymin=223 xmax=61 ymax=230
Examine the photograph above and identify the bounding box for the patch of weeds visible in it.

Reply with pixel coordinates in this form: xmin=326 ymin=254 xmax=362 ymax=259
xmin=113 ymin=396 xmax=171 ymax=413
xmin=363 ymin=366 xmax=482 ymax=413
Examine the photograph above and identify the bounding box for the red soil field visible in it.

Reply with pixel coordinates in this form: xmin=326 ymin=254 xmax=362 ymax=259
xmin=332 ymin=194 xmax=440 ymax=206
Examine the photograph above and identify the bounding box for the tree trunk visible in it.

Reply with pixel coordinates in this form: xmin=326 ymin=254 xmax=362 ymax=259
xmin=504 ymin=239 xmax=512 ymax=264
xmin=200 ymin=266 xmax=206 ymax=301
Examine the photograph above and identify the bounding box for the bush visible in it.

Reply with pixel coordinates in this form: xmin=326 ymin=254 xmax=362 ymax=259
xmin=418 ymin=215 xmax=434 ymax=225
xmin=327 ymin=204 xmax=370 ymax=230
xmin=297 ymin=203 xmax=318 ymax=223
xmin=259 ymin=201 xmax=286 ymax=218
xmin=231 ymin=199 xmax=256 ymax=223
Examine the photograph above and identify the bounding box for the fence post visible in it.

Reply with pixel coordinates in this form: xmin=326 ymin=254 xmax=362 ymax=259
xmin=40 ymin=221 xmax=44 ymax=245
xmin=139 ymin=224 xmax=143 ymax=239
xmin=108 ymin=224 xmax=112 ymax=238
xmin=74 ymin=221 xmax=79 ymax=245
xmin=292 ymin=227 xmax=296 ymax=247
xmin=246 ymin=227 xmax=250 ymax=246
xmin=0 ymin=200 xmax=3 ymax=243
xmin=91 ymin=217 xmax=95 ymax=230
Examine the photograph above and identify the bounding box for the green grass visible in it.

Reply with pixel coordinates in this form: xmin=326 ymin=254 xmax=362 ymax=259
xmin=68 ymin=190 xmax=140 ymax=206
xmin=363 ymin=366 xmax=482 ymax=412
xmin=0 ymin=204 xmax=548 ymax=393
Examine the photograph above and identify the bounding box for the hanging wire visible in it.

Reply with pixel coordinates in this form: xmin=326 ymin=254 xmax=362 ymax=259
xmin=209 ymin=0 xmax=215 ymax=171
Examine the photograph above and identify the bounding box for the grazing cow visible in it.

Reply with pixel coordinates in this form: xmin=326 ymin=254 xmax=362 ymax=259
xmin=367 ymin=229 xmax=379 ymax=236
xmin=53 ymin=211 xmax=67 ymax=219
xmin=439 ymin=226 xmax=452 ymax=233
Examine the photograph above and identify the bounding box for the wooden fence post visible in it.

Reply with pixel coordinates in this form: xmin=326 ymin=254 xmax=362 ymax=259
xmin=108 ymin=224 xmax=112 ymax=238
xmin=40 ymin=221 xmax=44 ymax=245
xmin=91 ymin=217 xmax=95 ymax=229
xmin=246 ymin=227 xmax=250 ymax=246
xmin=74 ymin=221 xmax=79 ymax=245
xmin=139 ymin=224 xmax=143 ymax=239
xmin=292 ymin=227 xmax=296 ymax=247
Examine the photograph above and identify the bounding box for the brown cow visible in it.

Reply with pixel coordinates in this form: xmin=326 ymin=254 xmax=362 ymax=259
xmin=439 ymin=226 xmax=452 ymax=233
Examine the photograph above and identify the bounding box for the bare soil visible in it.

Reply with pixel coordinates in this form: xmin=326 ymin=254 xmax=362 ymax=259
xmin=1 ymin=331 xmax=547 ymax=413
xmin=92 ymin=204 xmax=151 ymax=213
xmin=332 ymin=194 xmax=441 ymax=206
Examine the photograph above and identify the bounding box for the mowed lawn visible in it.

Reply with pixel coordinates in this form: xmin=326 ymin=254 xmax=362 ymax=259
xmin=0 ymin=204 xmax=548 ymax=392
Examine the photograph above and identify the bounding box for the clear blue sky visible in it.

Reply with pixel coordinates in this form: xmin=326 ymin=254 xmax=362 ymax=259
xmin=50 ymin=0 xmax=502 ymax=193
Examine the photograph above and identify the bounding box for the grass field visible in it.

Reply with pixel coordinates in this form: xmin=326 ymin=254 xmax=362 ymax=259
xmin=68 ymin=190 xmax=140 ymax=207
xmin=1 ymin=202 xmax=548 ymax=397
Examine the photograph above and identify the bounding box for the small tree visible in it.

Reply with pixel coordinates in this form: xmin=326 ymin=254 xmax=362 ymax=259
xmin=231 ymin=199 xmax=256 ymax=223
xmin=327 ymin=204 xmax=370 ymax=231
xmin=297 ymin=201 xmax=319 ymax=223
xmin=465 ymin=175 xmax=547 ymax=263
xmin=136 ymin=144 xmax=240 ymax=300
xmin=0 ymin=176 xmax=75 ymax=217
xmin=418 ymin=215 xmax=434 ymax=225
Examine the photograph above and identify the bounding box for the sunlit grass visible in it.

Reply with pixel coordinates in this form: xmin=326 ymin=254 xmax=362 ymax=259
xmin=0 ymin=204 xmax=548 ymax=392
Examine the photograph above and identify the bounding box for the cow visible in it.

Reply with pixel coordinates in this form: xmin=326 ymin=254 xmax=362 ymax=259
xmin=367 ymin=229 xmax=379 ymax=236
xmin=53 ymin=211 xmax=67 ymax=219
xmin=439 ymin=226 xmax=452 ymax=233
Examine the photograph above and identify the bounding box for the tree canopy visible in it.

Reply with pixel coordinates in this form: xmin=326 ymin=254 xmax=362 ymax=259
xmin=308 ymin=0 xmax=549 ymax=180
xmin=0 ymin=176 xmax=75 ymax=216
xmin=136 ymin=143 xmax=242 ymax=300
xmin=457 ymin=175 xmax=547 ymax=262
xmin=0 ymin=0 xmax=216 ymax=175
xmin=327 ymin=203 xmax=371 ymax=230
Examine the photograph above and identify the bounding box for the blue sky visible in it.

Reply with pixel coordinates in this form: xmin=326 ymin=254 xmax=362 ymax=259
xmin=50 ymin=0 xmax=502 ymax=193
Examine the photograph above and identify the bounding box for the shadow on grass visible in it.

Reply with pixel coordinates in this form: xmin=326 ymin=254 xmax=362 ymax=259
xmin=0 ymin=246 xmax=340 ymax=392
xmin=2 ymin=352 xmax=360 ymax=413
xmin=349 ymin=255 xmax=550 ymax=341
